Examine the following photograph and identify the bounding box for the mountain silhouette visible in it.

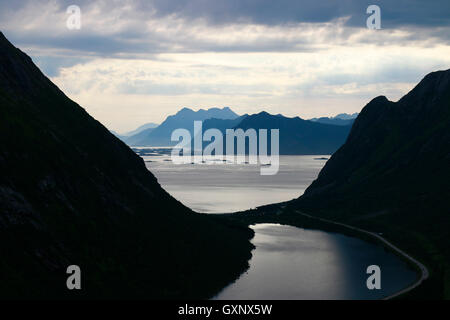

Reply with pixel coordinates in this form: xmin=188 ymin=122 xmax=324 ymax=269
xmin=187 ymin=112 xmax=352 ymax=155
xmin=293 ymin=69 xmax=450 ymax=298
xmin=0 ymin=32 xmax=252 ymax=299
xmin=235 ymin=112 xmax=352 ymax=155
xmin=125 ymin=107 xmax=239 ymax=146
xmin=309 ymin=113 xmax=358 ymax=126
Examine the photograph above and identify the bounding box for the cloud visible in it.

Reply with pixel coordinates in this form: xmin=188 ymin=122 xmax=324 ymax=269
xmin=50 ymin=44 xmax=450 ymax=131
xmin=2 ymin=0 xmax=450 ymax=62
xmin=141 ymin=0 xmax=450 ymax=28
xmin=1 ymin=0 xmax=449 ymax=131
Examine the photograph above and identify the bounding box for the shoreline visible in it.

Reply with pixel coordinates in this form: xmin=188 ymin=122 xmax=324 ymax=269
xmin=293 ymin=211 xmax=429 ymax=300
xmin=225 ymin=205 xmax=429 ymax=300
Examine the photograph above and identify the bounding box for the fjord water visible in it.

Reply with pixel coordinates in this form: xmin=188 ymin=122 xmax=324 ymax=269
xmin=144 ymin=154 xmax=327 ymax=213
xmin=143 ymin=153 xmax=418 ymax=299
xmin=214 ymin=224 xmax=417 ymax=300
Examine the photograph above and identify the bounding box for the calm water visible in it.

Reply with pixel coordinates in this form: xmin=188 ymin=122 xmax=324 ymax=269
xmin=141 ymin=151 xmax=417 ymax=299
xmin=144 ymin=154 xmax=327 ymax=213
xmin=214 ymin=224 xmax=417 ymax=300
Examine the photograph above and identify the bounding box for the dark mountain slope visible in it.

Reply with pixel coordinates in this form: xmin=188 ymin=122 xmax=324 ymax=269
xmin=0 ymin=32 xmax=252 ymax=299
xmin=236 ymin=112 xmax=352 ymax=155
xmin=184 ymin=112 xmax=350 ymax=155
xmin=189 ymin=115 xmax=248 ymax=150
xmin=292 ymin=69 xmax=450 ymax=298
xmin=202 ymin=114 xmax=248 ymax=133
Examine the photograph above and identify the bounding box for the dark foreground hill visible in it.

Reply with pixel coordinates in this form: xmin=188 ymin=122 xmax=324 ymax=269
xmin=292 ymin=69 xmax=450 ymax=298
xmin=0 ymin=32 xmax=252 ymax=299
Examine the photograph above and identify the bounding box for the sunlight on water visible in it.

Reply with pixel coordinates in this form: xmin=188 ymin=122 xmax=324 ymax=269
xmin=144 ymin=154 xmax=327 ymax=213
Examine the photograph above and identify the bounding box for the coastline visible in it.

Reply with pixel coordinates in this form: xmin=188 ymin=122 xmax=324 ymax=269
xmin=224 ymin=204 xmax=429 ymax=300
xmin=294 ymin=211 xmax=429 ymax=300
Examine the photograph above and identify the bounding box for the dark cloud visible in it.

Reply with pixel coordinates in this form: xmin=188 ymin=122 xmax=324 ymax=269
xmin=2 ymin=0 xmax=449 ymax=28
xmin=1 ymin=0 xmax=449 ymax=77
xmin=144 ymin=0 xmax=450 ymax=28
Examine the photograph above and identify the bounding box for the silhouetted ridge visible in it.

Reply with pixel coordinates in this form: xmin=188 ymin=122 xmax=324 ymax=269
xmin=125 ymin=106 xmax=239 ymax=146
xmin=400 ymin=69 xmax=450 ymax=106
xmin=291 ymin=69 xmax=450 ymax=299
xmin=0 ymin=31 xmax=252 ymax=299
xmin=234 ymin=112 xmax=352 ymax=155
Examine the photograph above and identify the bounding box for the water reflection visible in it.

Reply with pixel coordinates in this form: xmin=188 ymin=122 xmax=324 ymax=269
xmin=214 ymin=224 xmax=417 ymax=300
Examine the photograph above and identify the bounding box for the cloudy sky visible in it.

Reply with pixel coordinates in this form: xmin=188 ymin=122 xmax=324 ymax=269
xmin=1 ymin=0 xmax=450 ymax=132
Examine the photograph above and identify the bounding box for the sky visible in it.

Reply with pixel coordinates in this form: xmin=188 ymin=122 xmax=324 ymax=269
xmin=1 ymin=0 xmax=450 ymax=133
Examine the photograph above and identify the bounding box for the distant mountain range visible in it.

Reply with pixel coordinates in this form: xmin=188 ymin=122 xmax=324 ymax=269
xmin=124 ymin=107 xmax=239 ymax=146
xmin=125 ymin=108 xmax=353 ymax=155
xmin=292 ymin=69 xmax=450 ymax=299
xmin=309 ymin=113 xmax=358 ymax=126
xmin=0 ymin=32 xmax=252 ymax=299
xmin=111 ymin=123 xmax=159 ymax=140
xmin=218 ymin=112 xmax=351 ymax=155
xmin=123 ymin=122 xmax=159 ymax=137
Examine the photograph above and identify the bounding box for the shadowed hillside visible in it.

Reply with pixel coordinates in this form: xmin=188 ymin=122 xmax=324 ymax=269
xmin=0 ymin=32 xmax=253 ymax=299
xmin=292 ymin=69 xmax=450 ymax=298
